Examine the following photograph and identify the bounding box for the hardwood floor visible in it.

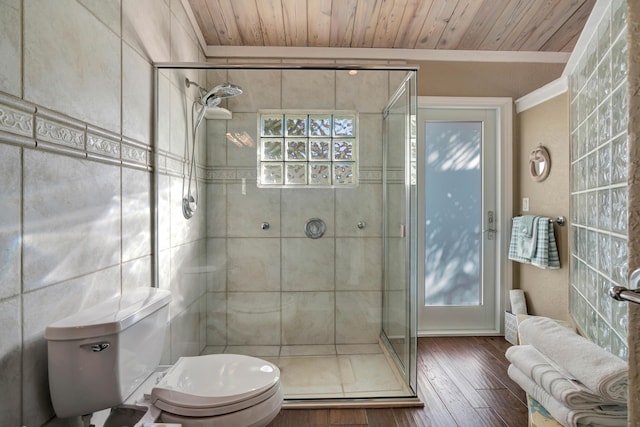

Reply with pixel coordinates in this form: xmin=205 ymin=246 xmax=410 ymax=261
xmin=267 ymin=336 xmax=528 ymax=427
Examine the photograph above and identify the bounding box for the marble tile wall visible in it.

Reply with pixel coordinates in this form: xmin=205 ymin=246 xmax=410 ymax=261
xmin=0 ymin=0 xmax=205 ymax=425
xmin=569 ymin=0 xmax=629 ymax=358
xmin=202 ymin=66 xmax=411 ymax=348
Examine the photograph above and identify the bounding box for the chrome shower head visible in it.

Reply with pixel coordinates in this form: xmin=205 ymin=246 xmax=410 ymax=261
xmin=210 ymin=83 xmax=243 ymax=98
xmin=186 ymin=79 xmax=243 ymax=134
xmin=185 ymin=78 xmax=243 ymax=107
xmin=201 ymin=83 xmax=243 ymax=106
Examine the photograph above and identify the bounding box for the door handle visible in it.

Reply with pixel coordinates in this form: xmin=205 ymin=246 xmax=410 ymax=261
xmin=482 ymin=210 xmax=496 ymax=240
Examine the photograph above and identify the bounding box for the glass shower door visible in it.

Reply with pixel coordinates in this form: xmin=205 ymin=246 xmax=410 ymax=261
xmin=382 ymin=71 xmax=417 ymax=394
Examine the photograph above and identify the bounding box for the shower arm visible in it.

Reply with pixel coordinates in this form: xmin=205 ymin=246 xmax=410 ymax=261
xmin=185 ymin=78 xmax=208 ymax=100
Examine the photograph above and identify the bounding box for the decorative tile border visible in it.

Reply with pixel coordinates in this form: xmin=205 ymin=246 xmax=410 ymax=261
xmin=192 ymin=165 xmax=384 ymax=184
xmin=87 ymin=126 xmax=121 ymax=159
xmin=381 ymin=168 xmax=404 ymax=184
xmin=156 ymin=150 xmax=185 ymax=177
xmin=36 ymin=108 xmax=85 ymax=150
xmin=360 ymin=168 xmax=384 ymax=183
xmin=122 ymin=137 xmax=150 ymax=167
xmin=0 ymin=98 xmax=34 ymax=137
xmin=203 ymin=167 xmax=236 ymax=182
xmin=237 ymin=168 xmax=258 ymax=180
xmin=87 ymin=134 xmax=121 ymax=158
xmin=0 ymin=92 xmax=152 ymax=171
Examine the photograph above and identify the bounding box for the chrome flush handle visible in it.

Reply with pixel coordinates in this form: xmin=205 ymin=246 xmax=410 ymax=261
xmin=81 ymin=342 xmax=110 ymax=352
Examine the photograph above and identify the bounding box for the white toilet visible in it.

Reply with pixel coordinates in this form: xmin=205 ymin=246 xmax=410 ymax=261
xmin=44 ymin=288 xmax=283 ymax=427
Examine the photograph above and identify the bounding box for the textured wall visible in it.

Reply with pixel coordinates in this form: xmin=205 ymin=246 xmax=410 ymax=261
xmin=516 ymin=94 xmax=571 ymax=321
xmin=416 ymin=61 xmax=565 ymax=99
xmin=626 ymin=0 xmax=640 ymax=422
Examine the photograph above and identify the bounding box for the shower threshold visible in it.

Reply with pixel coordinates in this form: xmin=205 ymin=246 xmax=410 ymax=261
xmin=201 ymin=340 xmax=417 ymax=403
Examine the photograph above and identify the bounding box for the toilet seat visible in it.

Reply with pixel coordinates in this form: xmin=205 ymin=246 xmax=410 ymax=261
xmin=159 ymin=385 xmax=283 ymax=427
xmin=151 ymin=354 xmax=281 ymax=417
xmin=154 ymin=382 xmax=281 ymax=417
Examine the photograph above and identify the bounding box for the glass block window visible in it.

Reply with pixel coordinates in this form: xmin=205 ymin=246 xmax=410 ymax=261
xmin=569 ymin=0 xmax=628 ymax=359
xmin=258 ymin=111 xmax=358 ymax=188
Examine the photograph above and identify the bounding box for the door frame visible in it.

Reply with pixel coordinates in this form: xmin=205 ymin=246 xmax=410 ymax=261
xmin=417 ymin=96 xmax=513 ymax=336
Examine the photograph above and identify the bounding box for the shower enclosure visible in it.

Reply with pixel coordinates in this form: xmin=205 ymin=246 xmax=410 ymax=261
xmin=154 ymin=63 xmax=418 ymax=403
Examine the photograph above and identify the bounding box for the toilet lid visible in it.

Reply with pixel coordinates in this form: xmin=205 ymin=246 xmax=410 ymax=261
xmin=151 ymin=354 xmax=280 ymax=409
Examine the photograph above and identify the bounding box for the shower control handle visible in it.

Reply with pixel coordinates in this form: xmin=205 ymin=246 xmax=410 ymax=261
xmin=261 ymin=222 xmax=270 ymax=230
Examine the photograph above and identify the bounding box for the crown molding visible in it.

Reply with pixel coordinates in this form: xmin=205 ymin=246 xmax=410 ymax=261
xmin=202 ymin=45 xmax=570 ymax=63
xmin=515 ymin=77 xmax=569 ymax=113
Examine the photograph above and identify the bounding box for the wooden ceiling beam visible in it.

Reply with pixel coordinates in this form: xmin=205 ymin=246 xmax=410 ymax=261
xmin=329 ymin=0 xmax=358 ymax=47
xmin=307 ymin=0 xmax=333 ymax=47
xmin=282 ymin=0 xmax=308 ymax=46
xmin=477 ymin=0 xmax=538 ymax=51
xmin=516 ymin=0 xmax=590 ymax=51
xmin=393 ymin=0 xmax=435 ymax=49
xmin=372 ymin=0 xmax=410 ymax=49
xmin=456 ymin=0 xmax=511 ymax=50
xmin=540 ymin=0 xmax=596 ymax=52
xmin=413 ymin=0 xmax=457 ymax=49
xmin=255 ymin=0 xmax=287 ymax=46
xmin=351 ymin=0 xmax=384 ymax=48
xmin=435 ymin=0 xmax=485 ymax=49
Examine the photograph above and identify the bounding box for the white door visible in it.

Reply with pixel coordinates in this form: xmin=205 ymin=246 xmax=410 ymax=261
xmin=417 ymin=98 xmax=511 ymax=335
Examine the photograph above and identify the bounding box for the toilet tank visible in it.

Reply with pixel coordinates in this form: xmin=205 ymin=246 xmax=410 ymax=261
xmin=44 ymin=287 xmax=171 ymax=418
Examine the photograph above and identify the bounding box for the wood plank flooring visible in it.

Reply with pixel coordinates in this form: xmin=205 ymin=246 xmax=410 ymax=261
xmin=267 ymin=336 xmax=527 ymax=427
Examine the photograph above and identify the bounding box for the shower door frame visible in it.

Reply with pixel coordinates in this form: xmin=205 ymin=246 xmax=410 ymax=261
xmin=381 ymin=70 xmax=418 ymax=396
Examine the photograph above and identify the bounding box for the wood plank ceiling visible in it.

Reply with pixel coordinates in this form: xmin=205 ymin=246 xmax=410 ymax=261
xmin=187 ymin=0 xmax=596 ymax=52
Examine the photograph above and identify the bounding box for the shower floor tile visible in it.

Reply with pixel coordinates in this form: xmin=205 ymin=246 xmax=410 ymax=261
xmin=278 ymin=356 xmax=344 ymax=395
xmin=280 ymin=344 xmax=336 ymax=356
xmin=339 ymin=354 xmax=404 ymax=393
xmin=201 ymin=342 xmax=411 ymax=399
xmin=336 ymin=343 xmax=382 ymax=354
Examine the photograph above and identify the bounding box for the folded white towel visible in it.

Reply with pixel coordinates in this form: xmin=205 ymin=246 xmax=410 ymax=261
xmin=506 ymin=345 xmax=619 ymax=409
xmin=509 ymin=289 xmax=528 ymax=315
xmin=518 ymin=317 xmax=628 ymax=402
xmin=508 ymin=365 xmax=627 ymax=427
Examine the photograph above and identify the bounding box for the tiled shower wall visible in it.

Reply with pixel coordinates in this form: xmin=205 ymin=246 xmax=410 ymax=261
xmin=202 ymin=66 xmax=409 ymax=348
xmin=569 ymin=0 xmax=629 ymax=358
xmin=0 ymin=1 xmax=205 ymax=425
xmin=156 ymin=66 xmax=211 ymax=362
